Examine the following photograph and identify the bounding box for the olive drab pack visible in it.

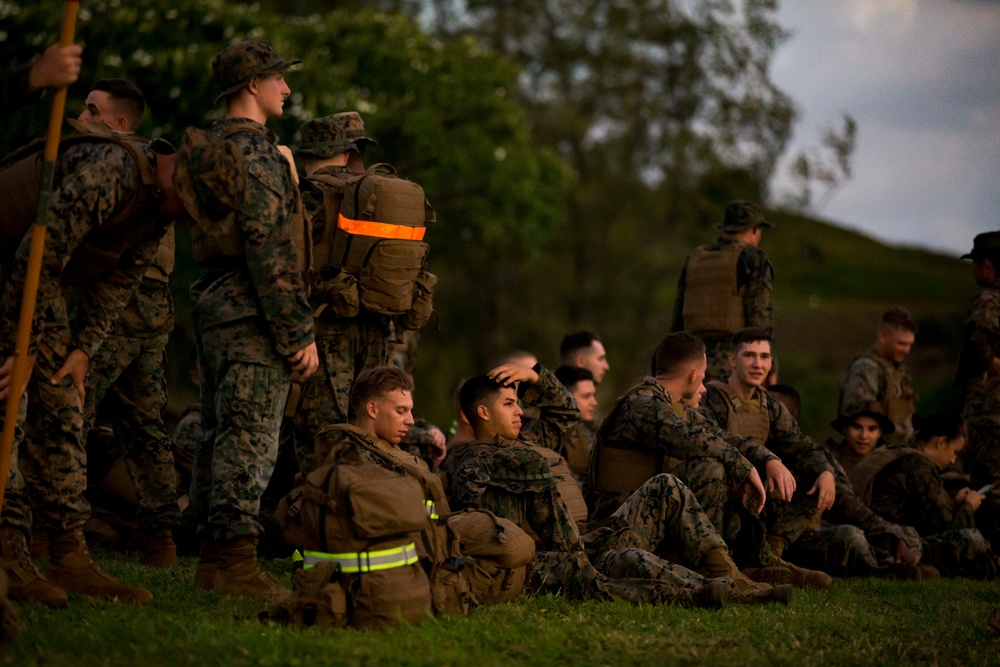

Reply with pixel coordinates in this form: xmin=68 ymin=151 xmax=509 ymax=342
xmin=445 ymin=509 xmax=535 ymax=604
xmin=682 ymin=243 xmax=746 ymax=336
xmin=175 ymin=125 xmax=310 ymax=272
xmin=306 ymin=164 xmax=437 ymax=327
xmin=0 ymin=119 xmax=164 ymax=281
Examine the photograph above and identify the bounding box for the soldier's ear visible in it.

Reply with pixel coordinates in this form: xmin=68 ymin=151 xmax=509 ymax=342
xmin=727 ymin=352 xmax=736 ymax=368
xmin=477 ymin=404 xmax=490 ymax=423
xmin=365 ymin=399 xmax=379 ymax=420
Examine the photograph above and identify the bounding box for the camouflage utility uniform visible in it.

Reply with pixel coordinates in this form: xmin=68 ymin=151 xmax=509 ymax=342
xmin=0 ymin=139 xmax=167 ymax=540
xmin=590 ymin=377 xmax=756 ymax=551
xmin=785 ymin=442 xmax=921 ymax=576
xmin=839 ymin=348 xmax=916 ymax=445
xmin=700 ymin=382 xmax=834 ymax=549
xmin=958 ymin=272 xmax=1000 ymax=543
xmin=450 ymin=437 xmax=731 ymax=606
xmin=189 ymin=116 xmax=314 ymax=541
xmin=671 ymin=202 xmax=773 ymax=381
xmin=868 ymin=447 xmax=998 ymax=578
xmin=82 ymin=228 xmax=179 ymax=532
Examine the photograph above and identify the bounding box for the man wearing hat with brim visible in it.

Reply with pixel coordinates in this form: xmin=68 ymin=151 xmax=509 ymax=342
xmin=185 ymin=39 xmax=318 ymax=601
xmin=957 ymin=231 xmax=1000 ymax=546
xmin=776 ymin=402 xmax=932 ymax=579
xmin=289 ymin=112 xmax=398 ymax=476
xmin=671 ymin=201 xmax=775 ymax=381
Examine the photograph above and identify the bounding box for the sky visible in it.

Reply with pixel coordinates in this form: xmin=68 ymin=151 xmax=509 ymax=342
xmin=769 ymin=0 xmax=1000 ymax=256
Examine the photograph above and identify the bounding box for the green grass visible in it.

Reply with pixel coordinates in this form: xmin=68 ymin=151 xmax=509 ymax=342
xmin=8 ymin=552 xmax=1000 ymax=666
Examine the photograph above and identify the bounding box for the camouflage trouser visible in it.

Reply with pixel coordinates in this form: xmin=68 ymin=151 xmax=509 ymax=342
xmin=292 ymin=313 xmax=392 ymax=475
xmin=83 ymin=331 xmax=179 ymax=530
xmin=965 ymin=417 xmax=1000 ymax=546
xmin=922 ymin=528 xmax=999 ymax=579
xmin=2 ymin=311 xmax=90 ymax=535
xmin=527 ymin=474 xmax=725 ymax=604
xmin=191 ymin=318 xmax=291 ymax=541
xmin=670 ymin=458 xmax=737 ymax=539
xmin=785 ymin=525 xmax=880 ymax=576
xmin=762 ymin=484 xmax=823 ymax=546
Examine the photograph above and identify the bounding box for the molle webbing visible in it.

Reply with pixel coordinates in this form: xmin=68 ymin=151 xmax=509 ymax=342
xmin=532 ymin=445 xmax=589 ymax=528
xmin=682 ymin=243 xmax=745 ymax=336
xmin=709 ymin=381 xmax=771 ymax=444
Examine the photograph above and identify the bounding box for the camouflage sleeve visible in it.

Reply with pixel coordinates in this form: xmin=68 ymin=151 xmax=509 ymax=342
xmin=696 ymin=389 xmax=780 ymax=469
xmin=739 ymin=246 xmax=773 ymax=333
xmin=399 ymin=418 xmax=443 ymax=468
xmin=0 ymin=143 xmax=137 ymax=356
xmin=520 ymin=364 xmax=581 ymax=451
xmin=764 ymin=395 xmax=835 ymax=479
xmin=610 ymin=390 xmax=753 ymax=485
xmin=73 ymin=221 xmax=166 ymax=358
xmin=236 ymin=138 xmax=314 ymax=356
xmin=824 ymin=450 xmax=897 ymax=534
xmin=839 ymin=357 xmax=883 ymax=412
xmin=900 ymin=457 xmax=972 ymax=534
xmin=670 ymin=261 xmax=688 ymax=332
xmin=959 ymin=290 xmax=1000 ymax=381
xmin=448 ymin=447 xmax=493 ymax=510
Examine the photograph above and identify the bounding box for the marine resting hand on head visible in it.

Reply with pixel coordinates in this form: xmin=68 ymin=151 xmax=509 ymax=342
xmin=288 ymin=342 xmax=319 ymax=381
xmin=741 ymin=466 xmax=767 ymax=514
xmin=0 ymin=354 xmax=36 ymax=401
xmin=487 ymin=363 xmax=539 ymax=388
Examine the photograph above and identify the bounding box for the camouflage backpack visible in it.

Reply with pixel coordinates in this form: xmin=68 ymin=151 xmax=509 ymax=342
xmin=0 ymin=119 xmax=166 ymax=281
xmin=306 ymin=164 xmax=437 ymax=328
xmin=175 ymin=125 xmax=310 ymax=272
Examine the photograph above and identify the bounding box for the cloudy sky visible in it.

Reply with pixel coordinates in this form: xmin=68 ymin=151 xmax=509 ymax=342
xmin=769 ymin=0 xmax=1000 ymax=256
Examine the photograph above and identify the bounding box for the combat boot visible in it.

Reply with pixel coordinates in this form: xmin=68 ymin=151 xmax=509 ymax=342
xmin=693 ymin=579 xmax=729 ymax=609
xmin=213 ymin=538 xmax=290 ymax=601
xmin=194 ymin=541 xmax=220 ymax=590
xmin=745 ymin=555 xmax=833 ymax=590
xmin=699 ymin=547 xmax=791 ymax=604
xmin=45 ymin=529 xmax=153 ymax=604
xmin=0 ymin=527 xmax=67 ymax=609
xmin=142 ymin=529 xmax=179 ymax=568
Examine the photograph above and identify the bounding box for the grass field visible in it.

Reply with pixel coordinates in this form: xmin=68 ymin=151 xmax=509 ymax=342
xmin=7 ymin=552 xmax=1000 ymax=666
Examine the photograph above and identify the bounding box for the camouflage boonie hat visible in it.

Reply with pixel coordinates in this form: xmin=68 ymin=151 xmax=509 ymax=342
xmin=294 ymin=116 xmax=357 ymax=158
xmin=211 ymin=40 xmax=300 ymax=104
xmin=960 ymin=231 xmax=1000 ymax=260
xmin=717 ymin=201 xmax=772 ymax=232
xmin=329 ymin=111 xmax=378 ymax=148
xmin=486 ymin=446 xmax=555 ymax=493
xmin=831 ymin=401 xmax=895 ymax=435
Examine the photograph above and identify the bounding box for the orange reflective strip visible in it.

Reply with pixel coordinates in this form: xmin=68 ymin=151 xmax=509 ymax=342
xmin=337 ymin=213 xmax=426 ymax=241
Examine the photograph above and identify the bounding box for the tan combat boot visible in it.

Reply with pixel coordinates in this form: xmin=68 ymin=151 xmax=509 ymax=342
xmin=700 ymin=547 xmax=793 ymax=605
xmin=213 ymin=538 xmax=290 ymax=601
xmin=142 ymin=529 xmax=179 ymax=568
xmin=194 ymin=541 xmax=220 ymax=590
xmin=0 ymin=527 xmax=67 ymax=608
xmin=744 ymin=535 xmax=833 ymax=590
xmin=45 ymin=529 xmax=153 ymax=604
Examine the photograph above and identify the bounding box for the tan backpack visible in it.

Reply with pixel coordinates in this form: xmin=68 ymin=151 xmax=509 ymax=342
xmin=306 ymin=164 xmax=436 ymax=326
xmin=445 ymin=509 xmax=535 ymax=604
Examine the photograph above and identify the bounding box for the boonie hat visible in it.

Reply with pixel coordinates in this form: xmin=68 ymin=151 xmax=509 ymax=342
xmin=717 ymin=200 xmax=772 ymax=232
xmin=212 ymin=40 xmax=300 ymax=104
xmin=328 ymin=111 xmax=377 ymax=148
xmin=294 ymin=116 xmax=357 ymax=158
xmin=960 ymin=231 xmax=1000 ymax=260
xmin=830 ymin=401 xmax=895 ymax=435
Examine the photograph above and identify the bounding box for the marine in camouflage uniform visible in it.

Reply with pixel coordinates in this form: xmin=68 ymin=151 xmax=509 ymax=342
xmin=865 ymin=446 xmax=998 ymax=578
xmin=291 ymin=113 xmax=397 ymax=475
xmin=0 ymin=128 xmax=173 ymax=606
xmin=838 ymin=308 xmax=918 ymax=445
xmin=589 ymin=376 xmax=756 ymax=549
xmin=700 ymin=380 xmax=835 ymax=554
xmin=957 ymin=232 xmax=1000 ymax=545
xmin=671 ymin=202 xmax=774 ymax=381
xmin=449 ymin=371 xmax=789 ymax=607
xmin=182 ymin=41 xmax=316 ymax=598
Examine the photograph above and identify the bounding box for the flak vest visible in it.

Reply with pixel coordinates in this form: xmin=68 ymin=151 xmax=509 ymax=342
xmin=707 ymin=381 xmax=771 ymax=445
xmin=848 ymin=446 xmax=921 ymax=506
xmin=187 ymin=124 xmax=310 ymax=273
xmin=842 ymin=350 xmax=916 ymax=440
xmin=590 ymin=383 xmax=675 ymax=496
xmin=531 ymin=445 xmax=589 ymax=530
xmin=0 ymin=119 xmax=164 ymax=282
xmin=682 ymin=243 xmax=745 ymax=337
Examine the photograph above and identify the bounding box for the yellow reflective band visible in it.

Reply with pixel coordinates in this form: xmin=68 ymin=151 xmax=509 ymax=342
xmin=302 ymin=543 xmax=419 ymax=573
xmin=292 ymin=549 xmax=303 ymax=562
xmin=425 ymin=500 xmax=438 ymax=521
